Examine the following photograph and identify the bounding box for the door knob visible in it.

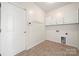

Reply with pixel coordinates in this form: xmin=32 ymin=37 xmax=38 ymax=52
xmin=29 ymin=22 xmax=31 ymax=24
xmin=24 ymin=31 xmax=26 ymax=33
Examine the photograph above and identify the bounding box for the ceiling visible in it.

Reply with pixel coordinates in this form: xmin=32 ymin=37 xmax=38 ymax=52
xmin=34 ymin=2 xmax=72 ymax=12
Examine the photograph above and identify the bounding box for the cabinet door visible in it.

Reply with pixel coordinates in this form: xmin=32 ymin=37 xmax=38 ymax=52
xmin=56 ymin=16 xmax=64 ymax=24
xmin=64 ymin=7 xmax=78 ymax=24
xmin=46 ymin=16 xmax=57 ymax=25
xmin=51 ymin=16 xmax=57 ymax=25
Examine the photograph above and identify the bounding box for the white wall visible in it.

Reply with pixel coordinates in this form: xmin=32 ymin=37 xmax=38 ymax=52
xmin=26 ymin=3 xmax=45 ymax=49
xmin=47 ymin=3 xmax=79 ymax=17
xmin=46 ymin=24 xmax=79 ymax=48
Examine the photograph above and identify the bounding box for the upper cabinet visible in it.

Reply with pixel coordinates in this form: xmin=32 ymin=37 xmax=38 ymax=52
xmin=45 ymin=16 xmax=57 ymax=25
xmin=63 ymin=6 xmax=78 ymax=24
xmin=45 ymin=3 xmax=79 ymax=25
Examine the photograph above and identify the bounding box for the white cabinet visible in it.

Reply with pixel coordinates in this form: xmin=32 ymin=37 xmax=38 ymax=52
xmin=55 ymin=12 xmax=64 ymax=25
xmin=46 ymin=12 xmax=64 ymax=25
xmin=46 ymin=16 xmax=56 ymax=25
xmin=46 ymin=13 xmax=64 ymax=25
xmin=63 ymin=7 xmax=78 ymax=24
xmin=46 ymin=4 xmax=79 ymax=26
xmin=52 ymin=16 xmax=57 ymax=25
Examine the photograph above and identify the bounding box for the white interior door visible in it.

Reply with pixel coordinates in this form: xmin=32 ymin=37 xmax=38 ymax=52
xmin=12 ymin=4 xmax=27 ymax=53
xmin=1 ymin=2 xmax=27 ymax=55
